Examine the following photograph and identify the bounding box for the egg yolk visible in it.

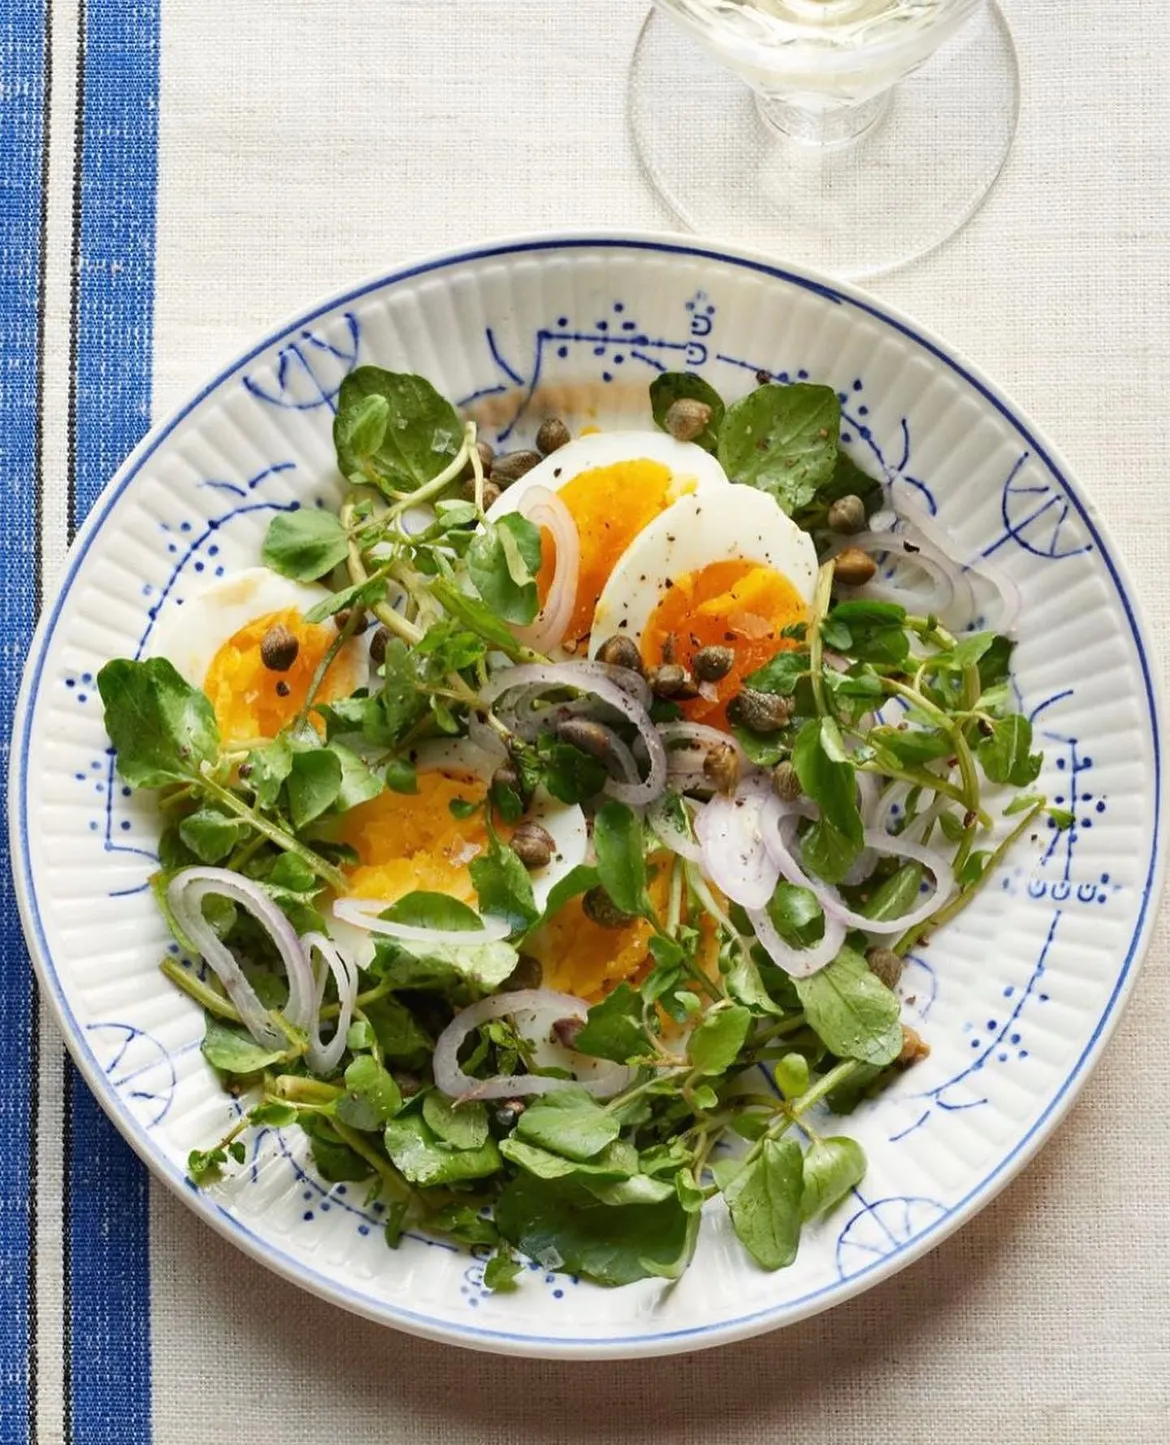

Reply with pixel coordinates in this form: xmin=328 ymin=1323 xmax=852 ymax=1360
xmin=525 ymin=856 xmax=720 ymax=1002
xmin=641 ymin=559 xmax=807 ymax=727
xmin=535 ymin=460 xmax=696 ymax=645
xmin=202 ymin=608 xmax=362 ymax=744
xmin=338 ymin=771 xmax=506 ymax=906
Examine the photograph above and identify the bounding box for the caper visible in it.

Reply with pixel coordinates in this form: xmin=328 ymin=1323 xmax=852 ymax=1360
xmin=833 ymin=547 xmax=878 ymax=586
xmin=582 ymin=886 xmax=635 ymax=929
xmin=771 ymin=760 xmax=802 ymax=801
xmin=649 ymin=663 xmax=699 ymax=700
xmin=827 ymin=493 xmax=867 ymax=534
xmin=392 ymin=1069 xmax=422 ymax=1097
xmin=552 ymin=1016 xmax=584 ymax=1049
xmin=492 ymin=1099 xmax=526 ymax=1131
xmin=535 ymin=417 xmax=571 ymax=455
xmin=491 ymin=762 xmax=522 ymax=793
xmin=490 ymin=449 xmax=542 ymax=486
xmin=274 ymin=680 xmax=291 ymax=697
xmin=866 ymin=946 xmax=903 ymax=990
xmin=259 ymin=622 xmax=299 ymax=672
xmin=664 ymin=397 xmax=712 ymax=442
xmin=729 ymin=688 xmax=793 ymax=733
xmin=475 ymin=439 xmax=495 ymax=473
xmin=334 ymin=608 xmax=367 ymax=636
xmin=368 ymin=626 xmax=390 ymax=667
xmin=692 ymin=644 xmax=735 ymax=682
xmin=510 ymin=820 xmax=556 ymax=870
xmin=460 ymin=476 xmax=501 ymax=509
xmin=702 ymin=741 xmax=741 ymax=796
xmin=501 ymin=952 xmax=544 ymax=991
xmin=555 ymin=716 xmax=616 ymax=761
xmin=595 ymin=634 xmax=645 ymax=676
xmin=898 ymin=1025 xmax=931 ymax=1067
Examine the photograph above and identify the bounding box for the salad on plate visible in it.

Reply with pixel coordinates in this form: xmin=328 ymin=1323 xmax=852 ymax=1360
xmin=96 ymin=364 xmax=1065 ymax=1290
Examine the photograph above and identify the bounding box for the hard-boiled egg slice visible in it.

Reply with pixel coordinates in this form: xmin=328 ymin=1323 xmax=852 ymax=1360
xmin=486 ymin=431 xmax=730 ymax=651
xmin=330 ymin=737 xmax=588 ymax=963
xmin=589 ymin=485 xmax=818 ymax=727
xmin=149 ymin=567 xmax=370 ymax=745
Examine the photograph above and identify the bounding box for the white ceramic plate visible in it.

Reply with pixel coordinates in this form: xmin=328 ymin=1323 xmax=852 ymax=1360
xmin=11 ymin=234 xmax=1164 ymax=1359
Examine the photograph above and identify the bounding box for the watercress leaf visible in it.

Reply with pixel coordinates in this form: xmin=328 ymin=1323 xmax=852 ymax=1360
xmin=265 ymin=852 xmax=317 ymax=892
xmin=745 ymin=649 xmax=810 ymax=697
xmin=773 ymin=1051 xmax=810 ymax=1099
xmin=593 ymin=800 xmax=649 ymax=918
xmin=335 ymin=390 xmax=390 ymax=465
xmin=766 ymin=882 xmax=825 ymax=947
xmin=335 ymin=368 xmax=462 ymax=493
xmin=687 ymin=1004 xmax=752 ymax=1076
xmin=371 ymin=936 xmax=519 ymax=993
xmin=261 ymin=507 xmax=351 ymax=582
xmin=466 ymin=514 xmax=543 ymax=625
xmin=188 ymin=1147 xmax=227 ymax=1185
xmin=868 ymin=725 xmax=953 ymax=768
xmin=801 ymin=1135 xmax=866 ymax=1220
xmin=383 ymin=891 xmax=483 ymax=932
xmin=717 ymin=382 xmax=840 ymax=514
xmin=493 ymin=1175 xmax=689 ymax=1287
xmin=249 ymin=1101 xmax=297 ymax=1128
xmin=586 ymin=1172 xmax=679 ymax=1207
xmin=959 ymin=849 xmax=990 ymax=887
xmin=825 ymin=1061 xmax=886 ymax=1114
xmin=573 ymin=982 xmax=648 ymax=1064
xmin=733 ymin=724 xmax=788 ymax=768
xmin=413 ymin=619 xmax=487 ymax=673
xmin=792 ymin=944 xmax=903 ymax=1066
xmin=792 ymin=718 xmax=863 ymax=846
xmin=483 ymin=1247 xmax=524 ymax=1293
xmin=725 ymin=945 xmax=784 ymax=1016
xmin=303 ymin=574 xmax=389 ymax=625
xmin=383 ymin=1113 xmax=501 ymax=1186
xmin=97 ymin=658 xmax=220 ymax=788
xmin=977 ymin=633 xmax=1014 ymax=690
xmin=499 ymin=1137 xmax=636 ymax=1182
xmin=323 ymin=741 xmax=383 ymax=813
xmin=536 ymin=863 xmax=599 ymax=923
xmin=649 ymin=371 xmax=725 ymax=453
xmin=363 ymin=639 xmax=425 ymax=746
xmin=723 ymin=1136 xmax=804 ymax=1270
xmin=286 ymin=747 xmax=343 ymax=829
xmin=178 ymin=809 xmax=244 ymax=864
xmin=534 ymin=738 xmax=608 ymax=805
xmin=859 ymin=863 xmax=923 ymax=923
xmin=385 ymin=756 xmax=419 ymax=794
xmin=794 ymin=449 xmax=883 ymax=528
xmin=361 ymin=996 xmax=432 ymax=1068
xmin=1047 ymin=806 xmax=1074 ymax=831
xmin=948 ymin=630 xmax=996 ymax=669
xmin=709 ymin=1155 xmax=746 ymax=1189
xmin=422 ymin=1091 xmax=489 ymax=1149
xmin=978 ymin=714 xmax=1043 ymax=786
xmin=514 ymin=1087 xmax=621 ymax=1161
xmin=312 ymin=693 xmax=370 ymax=741
xmin=469 ymin=836 xmax=539 ymax=935
xmin=430 ymin=578 xmax=528 ymax=660
xmin=200 ymin=1016 xmax=285 ymax=1075
xmin=299 ymin=1115 xmax=373 ymax=1182
xmin=429 ymin=1203 xmax=498 ymax=1248
xmin=335 ymin=1056 xmax=404 ymax=1129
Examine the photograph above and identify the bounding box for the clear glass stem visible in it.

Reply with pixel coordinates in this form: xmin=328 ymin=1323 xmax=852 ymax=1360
xmin=754 ymin=87 xmax=892 ymax=147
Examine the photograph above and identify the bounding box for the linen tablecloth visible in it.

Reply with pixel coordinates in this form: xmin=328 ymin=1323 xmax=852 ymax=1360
xmin=2 ymin=2 xmax=1167 ymax=1441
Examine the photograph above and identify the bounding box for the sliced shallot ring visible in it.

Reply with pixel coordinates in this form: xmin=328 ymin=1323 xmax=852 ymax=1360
xmin=745 ymin=902 xmax=847 ymax=979
xmin=303 ymin=932 xmax=359 ymax=1076
xmin=762 ymin=807 xmax=954 ymax=936
xmin=167 ymin=867 xmax=316 ymax=1049
xmin=513 ymin=486 xmax=580 ymax=654
xmin=695 ymin=779 xmax=780 ymax=911
xmin=332 ymin=896 xmax=510 ymax=946
xmin=646 ymin=793 xmax=704 ymax=863
xmin=432 ymin=988 xmax=631 ymax=1102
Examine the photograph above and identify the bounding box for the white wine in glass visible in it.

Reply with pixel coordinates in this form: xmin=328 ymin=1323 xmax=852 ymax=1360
xmin=629 ymin=0 xmax=1019 ymax=277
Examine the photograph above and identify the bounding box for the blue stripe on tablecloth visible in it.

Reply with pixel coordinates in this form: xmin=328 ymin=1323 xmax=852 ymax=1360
xmin=0 ymin=4 xmax=48 ymax=1441
xmin=65 ymin=2 xmax=159 ymax=1440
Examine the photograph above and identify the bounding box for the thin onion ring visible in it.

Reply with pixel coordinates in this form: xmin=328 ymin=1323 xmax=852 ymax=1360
xmin=513 ymin=486 xmax=580 ymax=654
xmin=332 ymin=895 xmax=510 ymax=946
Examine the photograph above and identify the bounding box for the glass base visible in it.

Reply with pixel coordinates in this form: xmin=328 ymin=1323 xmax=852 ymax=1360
xmin=628 ymin=3 xmax=1020 ymax=280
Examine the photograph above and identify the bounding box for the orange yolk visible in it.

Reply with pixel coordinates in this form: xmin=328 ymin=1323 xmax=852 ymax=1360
xmin=525 ymin=856 xmax=720 ymax=1002
xmin=642 ymin=559 xmax=807 ymax=728
xmin=337 ymin=771 xmax=508 ymax=907
xmin=534 ymin=460 xmax=696 ymax=644
xmin=202 ymin=608 xmax=362 ymax=743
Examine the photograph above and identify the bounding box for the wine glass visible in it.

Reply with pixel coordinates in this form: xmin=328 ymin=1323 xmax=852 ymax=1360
xmin=628 ymin=0 xmax=1019 ymax=278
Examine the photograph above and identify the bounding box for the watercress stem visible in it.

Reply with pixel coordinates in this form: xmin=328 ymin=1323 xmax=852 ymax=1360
xmin=294 ymin=603 xmax=364 ymax=731
xmin=159 ymin=957 xmax=241 ymax=1022
xmin=385 ymin=432 xmax=471 ymax=523
xmin=329 ymin=1118 xmax=413 ymax=1204
xmin=809 ymin=559 xmax=835 ymax=718
xmin=198 ymin=767 xmax=348 ymax=892
xmin=340 ymin=497 xmax=424 ymax=646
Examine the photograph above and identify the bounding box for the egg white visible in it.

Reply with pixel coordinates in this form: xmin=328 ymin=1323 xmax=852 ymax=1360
xmin=484 ymin=430 xmax=730 ymax=523
xmin=588 ymin=484 xmax=819 ymax=653
xmin=148 ymin=567 xmax=370 ymax=693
